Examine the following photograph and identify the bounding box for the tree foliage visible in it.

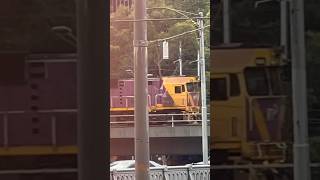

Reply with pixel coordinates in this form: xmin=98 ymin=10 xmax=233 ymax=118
xmin=110 ymin=0 xmax=210 ymax=79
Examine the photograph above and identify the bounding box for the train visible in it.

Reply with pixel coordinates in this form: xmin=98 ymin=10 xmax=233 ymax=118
xmin=110 ymin=76 xmax=201 ymax=123
xmin=210 ymin=45 xmax=291 ymax=165
xmin=0 ymin=53 xmax=203 ymax=170
xmin=0 ymin=46 xmax=292 ymax=172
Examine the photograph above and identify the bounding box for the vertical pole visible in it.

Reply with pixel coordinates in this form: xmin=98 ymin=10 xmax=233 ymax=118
xmin=134 ymin=0 xmax=150 ymax=179
xmin=281 ymin=0 xmax=288 ymax=60
xmin=197 ymin=50 xmax=200 ymax=77
xmin=290 ymin=0 xmax=310 ymax=179
xmin=179 ymin=41 xmax=183 ymax=76
xmin=76 ymin=0 xmax=108 ymax=180
xmin=199 ymin=12 xmax=209 ymax=164
xmin=223 ymin=0 xmax=231 ymax=44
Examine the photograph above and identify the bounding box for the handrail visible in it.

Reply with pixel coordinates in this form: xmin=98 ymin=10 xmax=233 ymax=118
xmin=110 ymin=119 xmax=210 ymax=124
xmin=0 ymin=109 xmax=210 ymax=146
xmin=110 ymin=113 xmax=209 ymax=117
xmin=0 ymin=110 xmax=210 ymax=117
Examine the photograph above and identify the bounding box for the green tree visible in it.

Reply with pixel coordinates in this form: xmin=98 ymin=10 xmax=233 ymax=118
xmin=110 ymin=6 xmax=134 ymax=79
xmin=110 ymin=0 xmax=210 ymax=79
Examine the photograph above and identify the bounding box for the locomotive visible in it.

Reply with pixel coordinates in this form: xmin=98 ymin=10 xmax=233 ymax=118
xmin=210 ymin=46 xmax=291 ymax=164
xmin=110 ymin=76 xmax=201 ymax=123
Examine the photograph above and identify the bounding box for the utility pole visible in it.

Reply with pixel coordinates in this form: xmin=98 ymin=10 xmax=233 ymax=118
xmin=179 ymin=41 xmax=183 ymax=76
xmin=290 ymin=0 xmax=310 ymax=179
xmin=199 ymin=12 xmax=209 ymax=165
xmin=175 ymin=41 xmax=183 ymax=76
xmin=134 ymin=0 xmax=150 ymax=180
xmin=223 ymin=0 xmax=231 ymax=44
xmin=197 ymin=50 xmax=200 ymax=77
xmin=281 ymin=0 xmax=288 ymax=60
xmin=76 ymin=0 xmax=108 ymax=180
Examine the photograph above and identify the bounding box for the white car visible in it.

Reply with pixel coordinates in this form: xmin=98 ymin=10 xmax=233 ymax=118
xmin=110 ymin=160 xmax=162 ymax=171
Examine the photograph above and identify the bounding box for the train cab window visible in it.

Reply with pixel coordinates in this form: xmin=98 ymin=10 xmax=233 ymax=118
xmin=244 ymin=67 xmax=269 ymax=96
xmin=175 ymin=86 xmax=182 ymax=94
xmin=182 ymin=85 xmax=185 ymax=92
xmin=211 ymin=78 xmax=227 ymax=101
xmin=230 ymin=74 xmax=240 ymax=96
xmin=186 ymin=82 xmax=200 ymax=92
xmin=269 ymin=67 xmax=285 ymax=95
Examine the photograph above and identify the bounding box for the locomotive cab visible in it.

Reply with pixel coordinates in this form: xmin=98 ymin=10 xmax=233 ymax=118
xmin=211 ymin=47 xmax=290 ymax=163
xmin=110 ymin=76 xmax=201 ymax=123
xmin=157 ymin=76 xmax=200 ymax=113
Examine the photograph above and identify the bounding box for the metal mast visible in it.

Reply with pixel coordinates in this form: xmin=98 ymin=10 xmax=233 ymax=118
xmin=290 ymin=0 xmax=310 ymax=179
xmin=281 ymin=0 xmax=288 ymax=60
xmin=134 ymin=0 xmax=150 ymax=179
xmin=197 ymin=50 xmax=200 ymax=77
xmin=179 ymin=41 xmax=183 ymax=76
xmin=223 ymin=0 xmax=231 ymax=43
xmin=199 ymin=12 xmax=209 ymax=164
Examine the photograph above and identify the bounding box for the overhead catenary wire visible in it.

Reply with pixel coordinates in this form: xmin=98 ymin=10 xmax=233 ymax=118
xmin=147 ymin=7 xmax=199 ymax=26
xmin=148 ymin=25 xmax=210 ymax=44
xmin=110 ymin=17 xmax=210 ymax=23
xmin=146 ymin=7 xmax=200 ymax=16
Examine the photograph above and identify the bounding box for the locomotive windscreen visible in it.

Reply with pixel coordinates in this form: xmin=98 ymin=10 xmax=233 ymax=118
xmin=244 ymin=67 xmax=287 ymax=96
xmin=186 ymin=82 xmax=200 ymax=92
xmin=244 ymin=67 xmax=269 ymax=96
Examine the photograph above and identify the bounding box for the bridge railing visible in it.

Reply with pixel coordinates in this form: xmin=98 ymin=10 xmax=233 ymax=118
xmin=110 ymin=113 xmax=210 ymax=127
xmin=0 ymin=109 xmax=209 ymax=148
xmin=110 ymin=164 xmax=210 ymax=180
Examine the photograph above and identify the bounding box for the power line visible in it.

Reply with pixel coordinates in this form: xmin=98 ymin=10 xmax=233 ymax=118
xmin=148 ymin=25 xmax=210 ymax=44
xmin=110 ymin=17 xmax=210 ymax=23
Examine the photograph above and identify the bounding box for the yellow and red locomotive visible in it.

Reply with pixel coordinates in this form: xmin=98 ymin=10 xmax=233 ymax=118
xmin=110 ymin=76 xmax=201 ymax=122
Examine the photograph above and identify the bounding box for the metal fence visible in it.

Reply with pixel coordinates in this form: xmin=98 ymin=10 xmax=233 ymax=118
xmin=0 ymin=165 xmax=210 ymax=180
xmin=110 ymin=113 xmax=210 ymax=127
xmin=110 ymin=165 xmax=210 ymax=180
xmin=0 ymin=110 xmax=210 ymax=131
